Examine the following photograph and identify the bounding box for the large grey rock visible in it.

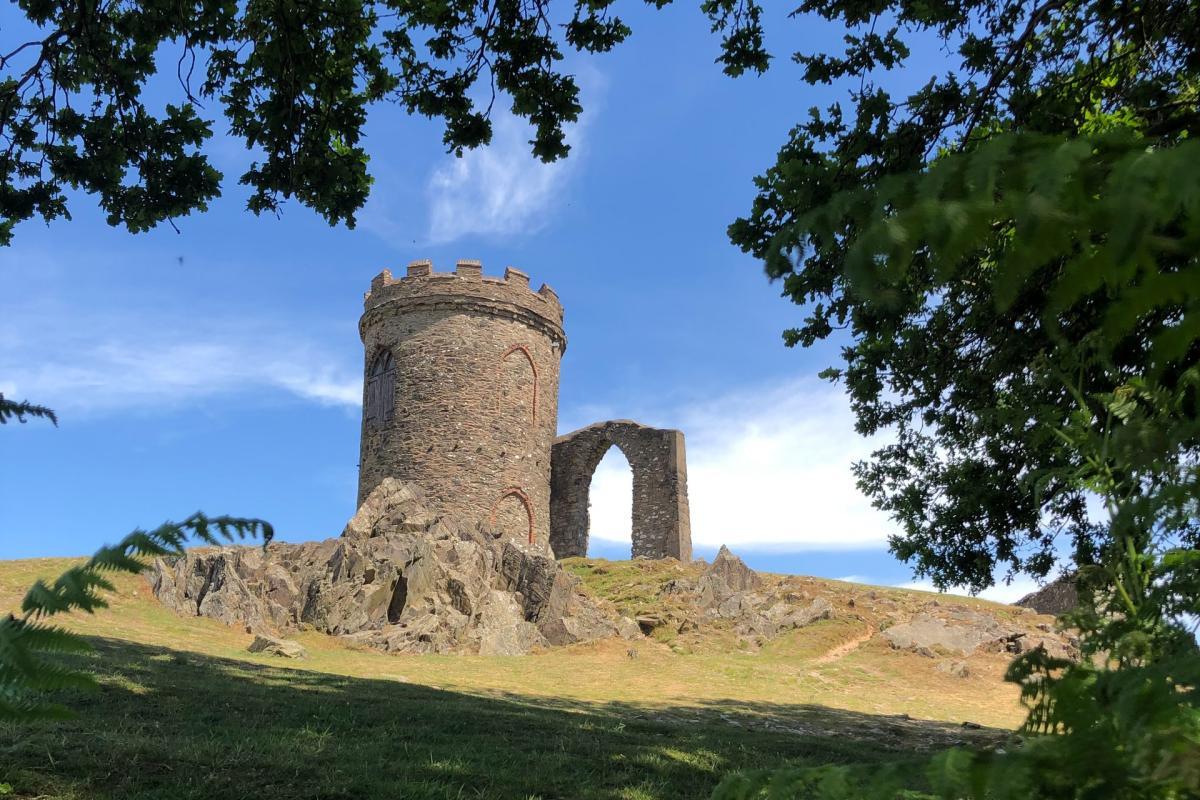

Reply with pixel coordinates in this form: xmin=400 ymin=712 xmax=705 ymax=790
xmin=728 ymin=595 xmax=834 ymax=640
xmin=476 ymin=592 xmax=548 ymax=656
xmin=1016 ymin=574 xmax=1079 ymax=617
xmin=697 ymin=545 xmax=761 ymax=607
xmin=787 ymin=597 xmax=834 ymax=628
xmin=341 ymin=477 xmax=439 ymax=538
xmin=708 ymin=545 xmax=761 ymax=592
xmin=151 ymin=480 xmax=625 ymax=656
xmin=152 ymin=547 xmax=272 ymax=633
xmin=881 ymin=611 xmax=1021 ymax=656
xmin=1011 ymin=633 xmax=1079 ymax=660
xmin=247 ymin=634 xmax=307 ymax=659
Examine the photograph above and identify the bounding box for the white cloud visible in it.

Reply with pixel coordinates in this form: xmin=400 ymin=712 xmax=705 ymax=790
xmin=897 ymin=577 xmax=1043 ymax=605
xmin=420 ymin=74 xmax=605 ymax=244
xmin=581 ymin=376 xmax=902 ymax=551
xmin=423 ymin=114 xmax=583 ymax=243
xmin=0 ymin=310 xmax=360 ymax=415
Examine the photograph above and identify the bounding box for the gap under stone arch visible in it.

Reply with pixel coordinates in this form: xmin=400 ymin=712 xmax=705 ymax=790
xmin=586 ymin=446 xmax=633 ymax=558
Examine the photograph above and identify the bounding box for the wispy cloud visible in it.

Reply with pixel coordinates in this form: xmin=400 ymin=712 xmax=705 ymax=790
xmin=1 ymin=309 xmax=360 ymax=415
xmin=423 ymin=115 xmax=585 ymax=243
xmin=419 ymin=75 xmax=605 ymax=244
xmin=896 ymin=577 xmax=1043 ymax=605
xmin=582 ymin=376 xmax=901 ymax=551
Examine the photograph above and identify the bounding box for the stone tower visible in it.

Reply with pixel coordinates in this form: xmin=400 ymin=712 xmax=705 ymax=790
xmin=357 ymin=259 xmax=565 ymax=548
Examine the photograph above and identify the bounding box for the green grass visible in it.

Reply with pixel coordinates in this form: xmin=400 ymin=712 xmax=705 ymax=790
xmin=0 ymin=556 xmax=1028 ymax=799
xmin=1 ymin=638 xmax=932 ymax=800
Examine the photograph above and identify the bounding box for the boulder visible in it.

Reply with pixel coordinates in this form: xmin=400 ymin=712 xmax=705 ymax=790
xmin=151 ymin=547 xmax=272 ymax=633
xmin=247 ymin=634 xmax=307 ymax=659
xmin=700 ymin=545 xmax=761 ymax=597
xmin=881 ymin=612 xmax=1021 ymax=656
xmin=1010 ymin=633 xmax=1080 ymax=660
xmin=1016 ymin=574 xmax=1079 ymax=616
xmin=341 ymin=477 xmax=438 ymax=538
xmin=730 ymin=596 xmax=833 ymax=639
xmin=937 ymin=660 xmax=970 ymax=678
xmin=476 ymin=591 xmax=548 ymax=656
xmin=787 ymin=597 xmax=834 ymax=628
xmin=616 ymin=616 xmax=643 ymax=640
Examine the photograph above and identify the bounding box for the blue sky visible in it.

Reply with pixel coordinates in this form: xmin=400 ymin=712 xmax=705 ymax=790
xmin=0 ymin=4 xmax=1040 ymax=602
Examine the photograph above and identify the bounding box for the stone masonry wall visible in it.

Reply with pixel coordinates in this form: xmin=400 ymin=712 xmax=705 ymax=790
xmin=358 ymin=259 xmax=565 ymax=548
xmin=550 ymin=420 xmax=692 ymax=561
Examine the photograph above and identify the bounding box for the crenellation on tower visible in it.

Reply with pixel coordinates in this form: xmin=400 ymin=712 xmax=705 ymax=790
xmin=455 ymin=259 xmax=483 ymax=280
xmin=503 ymin=266 xmax=530 ymax=289
xmin=370 ymin=269 xmax=393 ymax=292
xmin=363 ymin=259 xmax=564 ymax=328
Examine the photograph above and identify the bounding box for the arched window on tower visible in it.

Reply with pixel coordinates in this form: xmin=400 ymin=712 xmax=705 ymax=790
xmin=365 ymin=349 xmax=395 ymax=427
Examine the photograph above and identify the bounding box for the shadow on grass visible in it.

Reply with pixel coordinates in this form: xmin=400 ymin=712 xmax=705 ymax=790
xmin=0 ymin=637 xmax=1000 ymax=800
xmin=481 ymin=692 xmax=1003 ymax=753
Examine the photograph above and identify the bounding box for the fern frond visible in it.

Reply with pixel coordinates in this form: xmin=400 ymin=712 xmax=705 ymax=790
xmin=179 ymin=512 xmax=274 ymax=547
xmin=0 ymin=683 xmax=74 ymax=721
xmin=0 ymin=394 xmax=58 ymax=426
xmin=1 ymin=513 xmax=271 ymax=721
xmin=13 ymin=663 xmax=98 ymax=693
xmin=21 ymin=569 xmax=115 ymax=619
xmin=108 ymin=531 xmax=174 ymax=561
xmin=12 ymin=622 xmax=95 ymax=656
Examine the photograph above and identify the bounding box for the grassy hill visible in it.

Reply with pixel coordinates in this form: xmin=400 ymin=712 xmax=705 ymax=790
xmin=0 ymin=556 xmax=1035 ymax=799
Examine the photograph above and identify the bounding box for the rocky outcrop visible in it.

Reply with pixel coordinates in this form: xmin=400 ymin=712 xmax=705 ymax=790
xmin=882 ymin=612 xmax=1014 ymax=656
xmin=152 ymin=494 xmax=1080 ymax=663
xmin=341 ymin=478 xmax=441 ymax=539
xmin=152 ymin=479 xmax=634 ymax=655
xmin=697 ymin=544 xmax=761 ymax=602
xmin=611 ymin=548 xmax=838 ymax=647
xmin=882 ymin=607 xmax=1079 ymax=660
xmin=1016 ymin=574 xmax=1079 ymax=616
xmin=691 ymin=546 xmax=832 ymax=639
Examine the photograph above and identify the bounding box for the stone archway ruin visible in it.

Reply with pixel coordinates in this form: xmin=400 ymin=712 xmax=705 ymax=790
xmin=549 ymin=420 xmax=692 ymax=561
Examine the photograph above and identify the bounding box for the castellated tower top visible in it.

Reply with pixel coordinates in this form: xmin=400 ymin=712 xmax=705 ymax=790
xmin=362 ymin=258 xmax=565 ymax=352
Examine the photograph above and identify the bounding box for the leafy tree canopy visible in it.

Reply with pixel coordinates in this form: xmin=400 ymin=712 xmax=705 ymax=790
xmin=727 ymin=0 xmax=1200 ymax=592
xmin=0 ymin=0 xmax=767 ymax=244
xmin=5 ymin=0 xmax=1197 ymax=596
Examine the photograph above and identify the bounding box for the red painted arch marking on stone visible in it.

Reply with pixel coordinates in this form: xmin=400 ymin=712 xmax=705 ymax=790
xmin=497 ymin=344 xmax=539 ymax=423
xmin=488 ymin=486 xmax=536 ymax=544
